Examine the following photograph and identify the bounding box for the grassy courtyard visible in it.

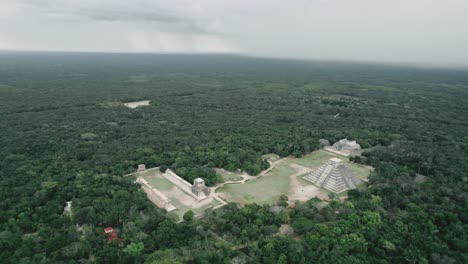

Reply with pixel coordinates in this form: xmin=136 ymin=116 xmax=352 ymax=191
xmin=216 ymin=163 xmax=295 ymax=205
xmin=216 ymin=150 xmax=372 ymax=205
xmin=215 ymin=168 xmax=244 ymax=183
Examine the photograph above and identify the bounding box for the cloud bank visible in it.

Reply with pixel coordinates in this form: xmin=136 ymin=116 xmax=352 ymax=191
xmin=1 ymin=0 xmax=468 ymax=67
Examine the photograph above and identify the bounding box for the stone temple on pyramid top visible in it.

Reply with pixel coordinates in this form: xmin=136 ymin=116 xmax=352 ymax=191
xmin=304 ymin=158 xmax=363 ymax=193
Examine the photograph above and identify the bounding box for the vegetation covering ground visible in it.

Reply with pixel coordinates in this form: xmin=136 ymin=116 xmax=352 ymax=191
xmin=0 ymin=53 xmax=467 ymax=263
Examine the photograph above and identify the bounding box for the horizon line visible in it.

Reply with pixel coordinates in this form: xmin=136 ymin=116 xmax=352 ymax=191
xmin=1 ymin=49 xmax=467 ymax=71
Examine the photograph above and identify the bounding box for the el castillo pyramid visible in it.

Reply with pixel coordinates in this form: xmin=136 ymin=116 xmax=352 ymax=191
xmin=304 ymin=158 xmax=363 ymax=193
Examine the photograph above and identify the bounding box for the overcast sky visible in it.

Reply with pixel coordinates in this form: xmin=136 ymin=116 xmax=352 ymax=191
xmin=1 ymin=0 xmax=468 ymax=67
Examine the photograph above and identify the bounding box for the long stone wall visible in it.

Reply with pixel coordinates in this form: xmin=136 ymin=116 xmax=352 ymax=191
xmin=162 ymin=169 xmax=207 ymax=201
xmin=137 ymin=178 xmax=176 ymax=211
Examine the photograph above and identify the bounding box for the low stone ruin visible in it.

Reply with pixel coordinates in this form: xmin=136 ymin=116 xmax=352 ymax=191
xmin=63 ymin=201 xmax=72 ymax=216
xmin=124 ymin=100 xmax=150 ymax=109
xmin=325 ymin=138 xmax=362 ymax=156
xmin=137 ymin=164 xmax=146 ymax=172
xmin=319 ymin=139 xmax=330 ymax=147
xmin=333 ymin=139 xmax=361 ymax=153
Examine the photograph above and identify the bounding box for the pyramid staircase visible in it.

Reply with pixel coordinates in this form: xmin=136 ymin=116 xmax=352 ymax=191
xmin=304 ymin=158 xmax=362 ymax=193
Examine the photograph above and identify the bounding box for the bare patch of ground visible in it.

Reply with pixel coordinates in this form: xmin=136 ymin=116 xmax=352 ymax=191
xmin=287 ymin=164 xmax=329 ymax=203
xmin=278 ymin=224 xmax=294 ymax=236
xmin=124 ymin=100 xmax=150 ymax=108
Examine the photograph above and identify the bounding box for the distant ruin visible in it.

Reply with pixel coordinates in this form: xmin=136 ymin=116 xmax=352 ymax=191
xmin=63 ymin=201 xmax=72 ymax=217
xmin=137 ymin=164 xmax=146 ymax=172
xmin=325 ymin=138 xmax=362 ymax=156
xmin=124 ymin=100 xmax=150 ymax=109
xmin=319 ymin=139 xmax=330 ymax=147
xmin=304 ymin=158 xmax=363 ymax=193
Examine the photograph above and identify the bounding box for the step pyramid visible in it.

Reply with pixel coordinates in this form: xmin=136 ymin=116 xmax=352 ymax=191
xmin=304 ymin=158 xmax=363 ymax=193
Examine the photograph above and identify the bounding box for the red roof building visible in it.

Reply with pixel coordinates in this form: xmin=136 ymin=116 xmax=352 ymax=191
xmin=104 ymin=227 xmax=123 ymax=246
xmin=104 ymin=227 xmax=114 ymax=234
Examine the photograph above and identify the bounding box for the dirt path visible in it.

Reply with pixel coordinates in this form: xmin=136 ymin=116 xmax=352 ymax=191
xmin=258 ymin=157 xmax=293 ymax=177
xmin=287 ymin=163 xmax=329 ymax=203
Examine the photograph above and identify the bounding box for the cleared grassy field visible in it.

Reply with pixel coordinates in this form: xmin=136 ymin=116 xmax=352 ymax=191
xmin=262 ymin=153 xmax=281 ymax=162
xmin=216 ymin=150 xmax=371 ymax=206
xmin=216 ymin=163 xmax=295 ymax=205
xmin=170 ymin=199 xmax=221 ymax=220
xmin=215 ymin=168 xmax=244 ymax=183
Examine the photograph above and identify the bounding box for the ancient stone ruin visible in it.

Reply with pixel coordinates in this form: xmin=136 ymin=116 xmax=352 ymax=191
xmin=304 ymin=158 xmax=363 ymax=193
xmin=319 ymin=139 xmax=330 ymax=147
xmin=137 ymin=164 xmax=146 ymax=172
xmin=137 ymin=178 xmax=176 ymax=211
xmin=192 ymin=178 xmax=210 ymax=198
xmin=333 ymin=139 xmax=361 ymax=153
xmin=63 ymin=201 xmax=72 ymax=216
xmin=162 ymin=169 xmax=209 ymax=201
xmin=124 ymin=100 xmax=150 ymax=109
xmin=325 ymin=138 xmax=362 ymax=156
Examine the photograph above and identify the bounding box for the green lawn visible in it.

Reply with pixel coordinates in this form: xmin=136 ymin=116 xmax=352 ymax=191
xmin=287 ymin=150 xmax=336 ymax=168
xmin=170 ymin=199 xmax=221 ymax=220
xmin=135 ymin=167 xmax=160 ymax=177
xmin=262 ymin=153 xmax=281 ymax=162
xmin=137 ymin=168 xmax=175 ymax=191
xmin=217 ymin=163 xmax=295 ymax=205
xmin=217 ymin=151 xmax=371 ymax=206
xmin=215 ymin=169 xmax=244 ymax=183
xmin=144 ymin=175 xmax=174 ymax=191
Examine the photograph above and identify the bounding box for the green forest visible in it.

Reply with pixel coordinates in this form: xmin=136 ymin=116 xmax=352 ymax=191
xmin=0 ymin=52 xmax=467 ymax=263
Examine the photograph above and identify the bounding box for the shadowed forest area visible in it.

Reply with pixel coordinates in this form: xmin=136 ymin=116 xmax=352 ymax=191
xmin=0 ymin=52 xmax=467 ymax=263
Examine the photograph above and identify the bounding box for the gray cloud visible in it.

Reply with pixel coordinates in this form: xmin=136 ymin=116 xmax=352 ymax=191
xmin=8 ymin=0 xmax=215 ymax=34
xmin=1 ymin=0 xmax=468 ymax=67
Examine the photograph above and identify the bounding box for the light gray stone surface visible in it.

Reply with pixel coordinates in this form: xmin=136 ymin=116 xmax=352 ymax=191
xmin=304 ymin=158 xmax=363 ymax=193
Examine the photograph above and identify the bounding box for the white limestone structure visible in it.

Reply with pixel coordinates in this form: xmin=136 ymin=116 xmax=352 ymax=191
xmin=325 ymin=138 xmax=362 ymax=156
xmin=333 ymin=139 xmax=361 ymax=153
xmin=124 ymin=100 xmax=150 ymax=109
xmin=64 ymin=201 xmax=72 ymax=216
xmin=137 ymin=178 xmax=176 ymax=211
xmin=304 ymin=158 xmax=363 ymax=193
xmin=137 ymin=164 xmax=146 ymax=172
xmin=192 ymin=178 xmax=210 ymax=198
xmin=162 ymin=169 xmax=209 ymax=201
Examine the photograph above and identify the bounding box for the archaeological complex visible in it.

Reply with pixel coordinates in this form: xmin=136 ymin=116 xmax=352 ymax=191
xmin=133 ymin=139 xmax=371 ymax=218
xmin=136 ymin=166 xmax=212 ymax=214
